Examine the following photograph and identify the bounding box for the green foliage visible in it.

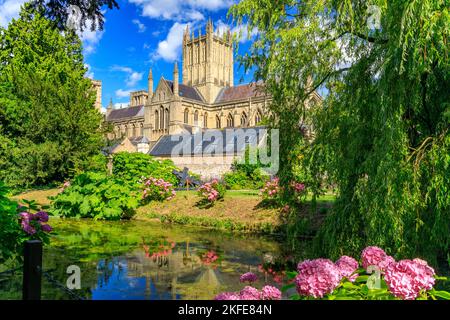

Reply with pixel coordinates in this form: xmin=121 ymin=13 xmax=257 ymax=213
xmin=0 ymin=4 xmax=106 ymax=190
xmin=0 ymin=182 xmax=21 ymax=263
xmin=112 ymin=152 xmax=178 ymax=185
xmin=223 ymin=148 xmax=270 ymax=190
xmin=230 ymin=0 xmax=450 ymax=262
xmin=50 ymin=172 xmax=140 ymax=220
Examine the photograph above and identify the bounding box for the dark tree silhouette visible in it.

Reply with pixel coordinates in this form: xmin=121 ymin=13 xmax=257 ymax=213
xmin=31 ymin=0 xmax=119 ymax=31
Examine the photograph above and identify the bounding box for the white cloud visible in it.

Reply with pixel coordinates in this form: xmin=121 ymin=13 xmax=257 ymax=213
xmin=111 ymin=66 xmax=144 ymax=87
xmin=154 ymin=22 xmax=187 ymax=62
xmin=80 ymin=26 xmax=104 ymax=55
xmin=128 ymin=0 xmax=233 ymax=22
xmin=0 ymin=0 xmax=27 ymax=28
xmin=115 ymin=89 xmax=135 ymax=98
xmin=132 ymin=19 xmax=146 ymax=33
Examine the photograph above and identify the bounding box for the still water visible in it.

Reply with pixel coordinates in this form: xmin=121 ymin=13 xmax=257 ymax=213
xmin=0 ymin=219 xmax=290 ymax=300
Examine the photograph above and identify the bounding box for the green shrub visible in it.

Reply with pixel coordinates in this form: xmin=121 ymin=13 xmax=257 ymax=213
xmin=50 ymin=172 xmax=140 ymax=220
xmin=112 ymin=152 xmax=178 ymax=185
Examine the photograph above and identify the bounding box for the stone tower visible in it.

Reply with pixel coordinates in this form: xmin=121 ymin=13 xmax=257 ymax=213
xmin=182 ymin=19 xmax=234 ymax=104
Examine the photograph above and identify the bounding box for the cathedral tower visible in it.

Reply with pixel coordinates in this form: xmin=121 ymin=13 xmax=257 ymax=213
xmin=182 ymin=19 xmax=234 ymax=104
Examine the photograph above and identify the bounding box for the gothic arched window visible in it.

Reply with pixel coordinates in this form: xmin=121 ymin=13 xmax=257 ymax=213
xmin=240 ymin=112 xmax=248 ymax=127
xmin=203 ymin=112 xmax=208 ymax=128
xmin=255 ymin=110 xmax=262 ymax=125
xmin=227 ymin=113 xmax=234 ymax=127
xmin=216 ymin=115 xmax=221 ymax=129
xmin=184 ymin=109 xmax=189 ymax=124
xmin=165 ymin=108 xmax=170 ymax=131
xmin=194 ymin=110 xmax=199 ymax=126
xmin=160 ymin=106 xmax=164 ymax=129
xmin=155 ymin=110 xmax=159 ymax=130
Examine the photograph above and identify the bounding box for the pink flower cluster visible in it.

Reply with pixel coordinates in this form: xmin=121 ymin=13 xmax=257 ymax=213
xmin=384 ymin=258 xmax=435 ymax=300
xmin=295 ymin=258 xmax=342 ymax=298
xmin=290 ymin=181 xmax=306 ymax=193
xmin=260 ymin=177 xmax=280 ymax=199
xmin=240 ymin=272 xmax=258 ymax=283
xmin=361 ymin=246 xmax=395 ymax=272
xmin=60 ymin=181 xmax=71 ymax=192
xmin=215 ymin=285 xmax=281 ymax=300
xmin=142 ymin=177 xmax=176 ymax=201
xmin=198 ymin=179 xmax=221 ymax=202
xmin=335 ymin=255 xmax=359 ymax=282
xmin=202 ymin=250 xmax=219 ymax=265
xmin=294 ymin=247 xmax=437 ymax=300
xmin=19 ymin=211 xmax=52 ymax=235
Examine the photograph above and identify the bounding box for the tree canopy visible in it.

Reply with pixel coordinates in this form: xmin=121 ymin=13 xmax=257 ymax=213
xmin=229 ymin=0 xmax=449 ymax=262
xmin=31 ymin=0 xmax=119 ymax=31
xmin=0 ymin=4 xmax=106 ymax=189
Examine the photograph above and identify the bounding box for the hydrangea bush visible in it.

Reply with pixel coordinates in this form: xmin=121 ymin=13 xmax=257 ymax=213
xmin=286 ymin=246 xmax=450 ymax=300
xmin=0 ymin=182 xmax=53 ymax=264
xmin=215 ymin=273 xmax=282 ymax=301
xmin=140 ymin=177 xmax=176 ymax=204
xmin=197 ymin=179 xmax=226 ymax=206
xmin=259 ymin=177 xmax=280 ymax=201
xmin=213 ymin=247 xmax=450 ymax=300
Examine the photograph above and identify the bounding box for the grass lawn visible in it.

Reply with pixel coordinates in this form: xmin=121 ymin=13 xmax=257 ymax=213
xmin=14 ymin=188 xmax=336 ymax=234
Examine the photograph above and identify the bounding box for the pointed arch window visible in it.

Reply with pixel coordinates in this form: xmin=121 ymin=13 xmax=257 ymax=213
xmin=255 ymin=110 xmax=262 ymax=125
xmin=227 ymin=113 xmax=234 ymax=127
xmin=194 ymin=110 xmax=199 ymax=126
xmin=216 ymin=115 xmax=221 ymax=129
xmin=160 ymin=106 xmax=164 ymax=129
xmin=155 ymin=110 xmax=159 ymax=130
xmin=184 ymin=109 xmax=189 ymax=124
xmin=240 ymin=112 xmax=248 ymax=127
xmin=203 ymin=112 xmax=208 ymax=128
xmin=165 ymin=108 xmax=170 ymax=131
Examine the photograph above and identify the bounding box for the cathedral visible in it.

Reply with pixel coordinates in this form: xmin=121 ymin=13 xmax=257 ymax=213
xmin=104 ymin=20 xmax=275 ymax=145
xmin=103 ymin=20 xmax=321 ymax=177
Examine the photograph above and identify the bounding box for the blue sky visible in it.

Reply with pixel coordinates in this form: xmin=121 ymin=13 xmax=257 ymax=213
xmin=1 ymin=0 xmax=257 ymax=111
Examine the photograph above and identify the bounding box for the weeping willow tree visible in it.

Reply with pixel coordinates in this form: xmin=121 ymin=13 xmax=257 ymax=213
xmin=229 ymin=0 xmax=449 ymax=262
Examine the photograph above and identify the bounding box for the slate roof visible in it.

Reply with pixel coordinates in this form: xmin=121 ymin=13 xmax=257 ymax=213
xmin=149 ymin=126 xmax=267 ymax=157
xmin=215 ymin=83 xmax=266 ymax=103
xmin=106 ymin=105 xmax=144 ymax=121
xmin=164 ymin=80 xmax=204 ymax=102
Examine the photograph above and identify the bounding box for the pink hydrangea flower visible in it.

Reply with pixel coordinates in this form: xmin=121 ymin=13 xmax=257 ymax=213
xmin=35 ymin=211 xmax=49 ymax=223
xmin=295 ymin=258 xmax=341 ymax=298
xmin=239 ymin=286 xmax=261 ymax=300
xmin=361 ymin=246 xmax=395 ymax=272
xmin=261 ymin=285 xmax=282 ymax=300
xmin=384 ymin=259 xmax=435 ymax=300
xmin=240 ymin=272 xmax=258 ymax=283
xmin=215 ymin=292 xmax=240 ymax=300
xmin=335 ymin=255 xmax=359 ymax=282
xmin=41 ymin=224 xmax=53 ymax=233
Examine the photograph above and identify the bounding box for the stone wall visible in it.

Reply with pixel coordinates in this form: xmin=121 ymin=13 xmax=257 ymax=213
xmin=156 ymin=155 xmax=242 ymax=180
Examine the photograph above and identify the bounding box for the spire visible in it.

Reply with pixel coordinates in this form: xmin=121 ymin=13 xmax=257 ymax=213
xmin=206 ymin=18 xmax=213 ymax=35
xmin=173 ymin=62 xmax=179 ymax=97
xmin=184 ymin=24 xmax=190 ymax=42
xmin=148 ymin=68 xmax=154 ymax=98
xmin=107 ymin=97 xmax=113 ymax=109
